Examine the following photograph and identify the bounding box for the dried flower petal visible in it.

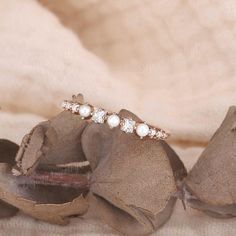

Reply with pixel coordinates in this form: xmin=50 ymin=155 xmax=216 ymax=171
xmin=0 ymin=139 xmax=19 ymax=217
xmin=0 ymin=163 xmax=88 ymax=224
xmin=15 ymin=111 xmax=88 ymax=175
xmin=82 ymin=109 xmax=186 ymax=235
xmin=183 ymin=106 xmax=236 ymax=217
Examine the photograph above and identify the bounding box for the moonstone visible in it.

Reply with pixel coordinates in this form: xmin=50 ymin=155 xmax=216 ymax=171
xmin=136 ymin=123 xmax=149 ymax=138
xmin=107 ymin=114 xmax=120 ymax=128
xmin=79 ymin=104 xmax=92 ymax=118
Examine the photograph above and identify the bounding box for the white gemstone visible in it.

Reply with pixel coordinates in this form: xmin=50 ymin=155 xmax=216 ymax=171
xmin=107 ymin=114 xmax=120 ymax=128
xmin=156 ymin=130 xmax=167 ymax=139
xmin=72 ymin=104 xmax=80 ymax=113
xmin=156 ymin=131 xmax=162 ymax=139
xmin=61 ymin=101 xmax=72 ymax=110
xmin=160 ymin=131 xmax=168 ymax=139
xmin=92 ymin=108 xmax=107 ymax=123
xmin=66 ymin=102 xmax=73 ymax=110
xmin=61 ymin=101 xmax=68 ymax=109
xmin=149 ymin=128 xmax=156 ymax=138
xmin=120 ymin=118 xmax=136 ymax=133
xmin=136 ymin=123 xmax=149 ymax=138
xmin=79 ymin=104 xmax=92 ymax=118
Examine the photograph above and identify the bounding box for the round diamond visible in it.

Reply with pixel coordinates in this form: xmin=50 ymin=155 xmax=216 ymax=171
xmin=148 ymin=128 xmax=156 ymax=138
xmin=120 ymin=118 xmax=136 ymax=133
xmin=160 ymin=131 xmax=168 ymax=139
xmin=92 ymin=108 xmax=107 ymax=123
xmin=61 ymin=101 xmax=67 ymax=109
xmin=136 ymin=123 xmax=149 ymax=138
xmin=79 ymin=104 xmax=92 ymax=118
xmin=156 ymin=130 xmax=168 ymax=140
xmin=61 ymin=101 xmax=72 ymax=110
xmin=107 ymin=114 xmax=120 ymax=128
xmin=71 ymin=104 xmax=80 ymax=113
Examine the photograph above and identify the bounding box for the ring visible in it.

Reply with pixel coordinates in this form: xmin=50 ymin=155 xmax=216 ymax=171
xmin=61 ymin=95 xmax=170 ymax=140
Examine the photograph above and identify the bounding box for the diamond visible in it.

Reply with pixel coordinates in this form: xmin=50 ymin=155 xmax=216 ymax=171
xmin=62 ymin=101 xmax=73 ymax=110
xmin=160 ymin=131 xmax=168 ymax=139
xmin=120 ymin=118 xmax=136 ymax=133
xmin=61 ymin=101 xmax=66 ymax=109
xmin=92 ymin=108 xmax=107 ymax=123
xmin=148 ymin=128 xmax=156 ymax=138
xmin=71 ymin=104 xmax=80 ymax=113
xmin=156 ymin=130 xmax=168 ymax=140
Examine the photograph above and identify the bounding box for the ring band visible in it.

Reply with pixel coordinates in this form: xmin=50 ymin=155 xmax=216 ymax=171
xmin=61 ymin=95 xmax=170 ymax=140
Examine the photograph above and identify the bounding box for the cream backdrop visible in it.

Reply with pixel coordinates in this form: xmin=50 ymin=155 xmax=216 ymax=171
xmin=0 ymin=0 xmax=236 ymax=235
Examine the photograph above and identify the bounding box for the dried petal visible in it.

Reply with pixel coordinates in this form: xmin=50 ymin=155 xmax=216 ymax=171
xmin=0 ymin=111 xmax=91 ymax=223
xmin=0 ymin=163 xmax=88 ymax=224
xmin=184 ymin=106 xmax=236 ymax=217
xmin=82 ymin=109 xmax=186 ymax=235
xmin=0 ymin=140 xmax=19 ymax=217
xmin=16 ymin=111 xmax=88 ymax=175
xmin=0 ymin=139 xmax=19 ymax=166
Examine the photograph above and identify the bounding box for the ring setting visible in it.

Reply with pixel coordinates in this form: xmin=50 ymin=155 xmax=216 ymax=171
xmin=61 ymin=98 xmax=169 ymax=140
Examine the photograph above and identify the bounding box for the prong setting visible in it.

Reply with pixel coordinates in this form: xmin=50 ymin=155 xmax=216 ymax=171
xmin=61 ymin=99 xmax=169 ymax=140
xmin=92 ymin=108 xmax=107 ymax=123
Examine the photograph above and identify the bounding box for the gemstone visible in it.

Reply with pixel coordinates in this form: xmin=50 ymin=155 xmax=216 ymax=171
xmin=156 ymin=130 xmax=162 ymax=139
xmin=148 ymin=128 xmax=156 ymax=138
xmin=61 ymin=101 xmax=67 ymax=109
xmin=136 ymin=123 xmax=149 ymax=138
xmin=107 ymin=114 xmax=120 ymax=128
xmin=120 ymin=118 xmax=136 ymax=133
xmin=71 ymin=104 xmax=80 ymax=113
xmin=92 ymin=108 xmax=107 ymax=123
xmin=61 ymin=101 xmax=72 ymax=110
xmin=156 ymin=130 xmax=168 ymax=139
xmin=79 ymin=104 xmax=92 ymax=118
xmin=160 ymin=131 xmax=168 ymax=139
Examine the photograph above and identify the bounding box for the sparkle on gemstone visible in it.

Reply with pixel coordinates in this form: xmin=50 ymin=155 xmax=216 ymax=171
xmin=120 ymin=118 xmax=136 ymax=133
xmin=92 ymin=108 xmax=107 ymax=123
xmin=148 ymin=128 xmax=157 ymax=138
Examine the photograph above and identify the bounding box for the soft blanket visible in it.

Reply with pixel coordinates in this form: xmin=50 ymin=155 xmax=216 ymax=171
xmin=0 ymin=0 xmax=236 ymax=235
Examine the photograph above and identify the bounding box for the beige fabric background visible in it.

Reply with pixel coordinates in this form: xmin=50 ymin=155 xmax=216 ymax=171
xmin=0 ymin=0 xmax=236 ymax=235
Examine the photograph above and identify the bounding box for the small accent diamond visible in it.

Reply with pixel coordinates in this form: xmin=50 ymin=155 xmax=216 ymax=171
xmin=160 ymin=131 xmax=168 ymax=139
xmin=148 ymin=128 xmax=156 ymax=138
xmin=120 ymin=118 xmax=136 ymax=133
xmin=72 ymin=104 xmax=80 ymax=113
xmin=92 ymin=108 xmax=107 ymax=123
xmin=62 ymin=101 xmax=73 ymax=110
xmin=156 ymin=130 xmax=167 ymax=140
xmin=61 ymin=101 xmax=67 ymax=109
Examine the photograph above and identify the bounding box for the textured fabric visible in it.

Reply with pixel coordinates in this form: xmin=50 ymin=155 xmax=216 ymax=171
xmin=0 ymin=0 xmax=236 ymax=235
